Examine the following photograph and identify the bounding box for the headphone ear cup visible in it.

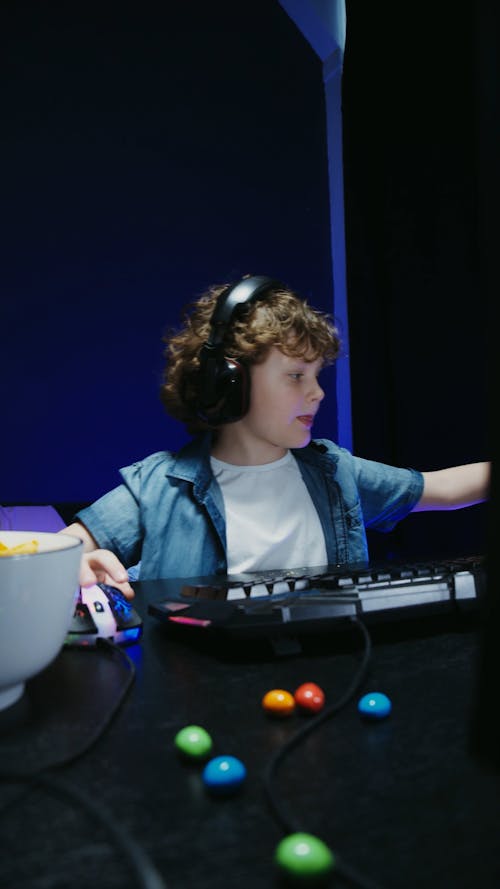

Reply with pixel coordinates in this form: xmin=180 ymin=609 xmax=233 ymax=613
xmin=194 ymin=275 xmax=281 ymax=425
xmin=197 ymin=355 xmax=250 ymax=424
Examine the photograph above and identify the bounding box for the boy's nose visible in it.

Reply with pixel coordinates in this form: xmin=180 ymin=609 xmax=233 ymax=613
xmin=309 ymin=380 xmax=325 ymax=402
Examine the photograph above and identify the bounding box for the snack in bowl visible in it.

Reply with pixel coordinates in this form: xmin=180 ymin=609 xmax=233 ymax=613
xmin=0 ymin=530 xmax=83 ymax=712
xmin=0 ymin=539 xmax=39 ymax=556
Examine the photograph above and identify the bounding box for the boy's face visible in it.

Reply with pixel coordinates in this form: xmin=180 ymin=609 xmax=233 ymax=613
xmin=237 ymin=345 xmax=325 ymax=458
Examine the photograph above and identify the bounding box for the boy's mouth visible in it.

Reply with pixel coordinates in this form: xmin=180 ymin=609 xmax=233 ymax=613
xmin=297 ymin=415 xmax=314 ymax=428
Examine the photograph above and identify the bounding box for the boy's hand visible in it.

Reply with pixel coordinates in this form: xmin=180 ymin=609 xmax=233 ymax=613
xmin=80 ymin=549 xmax=135 ymax=599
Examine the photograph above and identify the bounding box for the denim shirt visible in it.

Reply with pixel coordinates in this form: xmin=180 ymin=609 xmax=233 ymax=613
xmin=76 ymin=435 xmax=424 ymax=580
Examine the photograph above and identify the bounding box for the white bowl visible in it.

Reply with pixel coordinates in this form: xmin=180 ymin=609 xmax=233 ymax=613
xmin=0 ymin=530 xmax=83 ymax=712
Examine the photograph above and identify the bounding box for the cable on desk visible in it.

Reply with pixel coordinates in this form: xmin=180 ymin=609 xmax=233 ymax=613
xmin=263 ymin=617 xmax=386 ymax=889
xmin=0 ymin=638 xmax=136 ymax=782
xmin=8 ymin=772 xmax=167 ymax=889
xmin=0 ymin=640 xmax=168 ymax=889
xmin=263 ymin=617 xmax=372 ymax=833
xmin=0 ymin=638 xmax=136 ymax=814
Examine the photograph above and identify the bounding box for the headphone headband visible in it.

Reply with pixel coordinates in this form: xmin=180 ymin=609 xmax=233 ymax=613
xmin=207 ymin=275 xmax=282 ymax=346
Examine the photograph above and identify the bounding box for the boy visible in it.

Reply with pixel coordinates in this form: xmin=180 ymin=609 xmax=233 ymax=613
xmin=64 ymin=276 xmax=490 ymax=598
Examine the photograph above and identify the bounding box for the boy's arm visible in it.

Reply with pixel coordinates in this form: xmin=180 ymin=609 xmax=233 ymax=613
xmin=61 ymin=521 xmax=134 ymax=598
xmin=412 ymin=461 xmax=491 ymax=512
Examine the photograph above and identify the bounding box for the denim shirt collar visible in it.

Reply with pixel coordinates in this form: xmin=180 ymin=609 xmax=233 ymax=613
xmin=167 ymin=434 xmax=339 ymax=484
xmin=292 ymin=439 xmax=340 ymax=474
xmin=166 ymin=433 xmax=215 ymax=495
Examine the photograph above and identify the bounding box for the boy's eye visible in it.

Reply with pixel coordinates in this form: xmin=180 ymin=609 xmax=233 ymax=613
xmin=288 ymin=373 xmax=303 ymax=380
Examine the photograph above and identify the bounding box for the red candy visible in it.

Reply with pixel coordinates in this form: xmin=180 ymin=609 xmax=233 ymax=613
xmin=294 ymin=682 xmax=325 ymax=714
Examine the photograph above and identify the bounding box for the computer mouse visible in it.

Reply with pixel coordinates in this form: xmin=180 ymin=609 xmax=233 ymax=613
xmin=65 ymin=583 xmax=143 ymax=647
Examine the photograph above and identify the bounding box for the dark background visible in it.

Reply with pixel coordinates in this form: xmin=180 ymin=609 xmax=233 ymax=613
xmin=341 ymin=0 xmax=491 ymax=559
xmin=1 ymin=0 xmax=491 ymax=559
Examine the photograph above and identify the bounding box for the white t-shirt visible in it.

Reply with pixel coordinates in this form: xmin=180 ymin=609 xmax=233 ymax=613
xmin=210 ymin=450 xmax=328 ymax=574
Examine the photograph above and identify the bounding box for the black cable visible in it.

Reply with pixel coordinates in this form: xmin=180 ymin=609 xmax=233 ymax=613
xmin=0 ymin=640 xmax=168 ymax=889
xmin=264 ymin=617 xmax=387 ymax=889
xmin=0 ymin=638 xmax=136 ymax=782
xmin=0 ymin=639 xmax=136 ymax=818
xmin=3 ymin=772 xmax=167 ymax=889
xmin=263 ymin=617 xmax=372 ymax=832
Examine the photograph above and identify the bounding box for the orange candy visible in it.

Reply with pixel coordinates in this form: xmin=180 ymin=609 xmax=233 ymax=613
xmin=262 ymin=688 xmax=296 ymax=717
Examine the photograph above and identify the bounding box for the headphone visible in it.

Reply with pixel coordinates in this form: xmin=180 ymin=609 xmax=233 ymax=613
xmin=196 ymin=274 xmax=282 ymax=425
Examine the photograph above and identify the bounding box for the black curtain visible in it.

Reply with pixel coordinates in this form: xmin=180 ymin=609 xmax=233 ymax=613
xmin=341 ymin=1 xmax=490 ymax=559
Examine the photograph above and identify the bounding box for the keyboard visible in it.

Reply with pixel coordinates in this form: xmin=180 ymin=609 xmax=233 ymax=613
xmin=144 ymin=555 xmax=485 ymax=643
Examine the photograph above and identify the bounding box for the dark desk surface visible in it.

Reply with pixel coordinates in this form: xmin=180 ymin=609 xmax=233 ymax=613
xmin=1 ymin=585 xmax=499 ymax=889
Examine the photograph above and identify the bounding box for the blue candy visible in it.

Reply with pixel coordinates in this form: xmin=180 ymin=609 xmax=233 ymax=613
xmin=358 ymin=691 xmax=392 ymax=719
xmin=202 ymin=755 xmax=247 ymax=795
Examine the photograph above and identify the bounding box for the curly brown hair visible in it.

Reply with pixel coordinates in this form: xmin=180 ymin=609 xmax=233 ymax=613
xmin=160 ymin=281 xmax=342 ymax=433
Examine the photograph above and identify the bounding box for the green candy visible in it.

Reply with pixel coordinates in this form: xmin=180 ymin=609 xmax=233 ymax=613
xmin=174 ymin=725 xmax=213 ymax=760
xmin=274 ymin=833 xmax=335 ymax=881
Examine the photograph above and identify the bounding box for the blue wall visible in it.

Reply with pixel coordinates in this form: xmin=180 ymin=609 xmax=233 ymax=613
xmin=1 ymin=2 xmax=335 ymax=503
